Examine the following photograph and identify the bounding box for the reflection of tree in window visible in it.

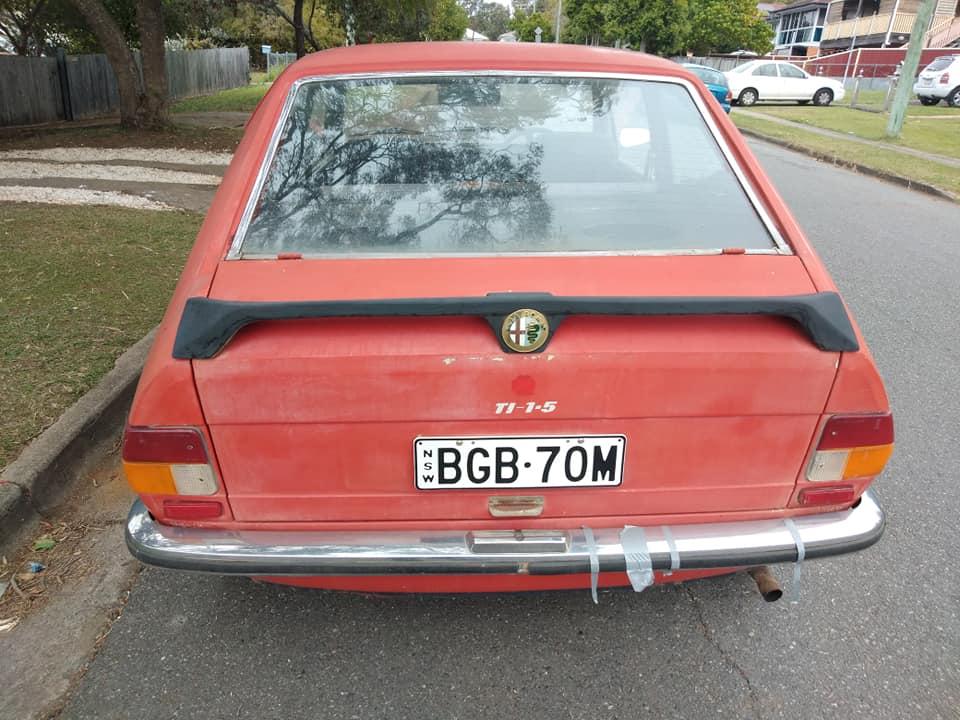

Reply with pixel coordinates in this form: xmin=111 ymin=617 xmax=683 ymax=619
xmin=241 ymin=76 xmax=778 ymax=255
xmin=246 ymin=78 xmax=562 ymax=253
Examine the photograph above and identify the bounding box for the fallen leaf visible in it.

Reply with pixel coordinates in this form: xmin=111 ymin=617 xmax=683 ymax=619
xmin=33 ymin=536 xmax=56 ymax=551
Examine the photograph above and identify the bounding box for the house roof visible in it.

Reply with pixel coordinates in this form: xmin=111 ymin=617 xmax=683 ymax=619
xmin=768 ymin=0 xmax=827 ymax=16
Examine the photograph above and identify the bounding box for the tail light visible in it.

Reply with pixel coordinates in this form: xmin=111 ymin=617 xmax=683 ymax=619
xmin=725 ymin=90 xmax=733 ymax=103
xmin=941 ymin=72 xmax=951 ymax=84
xmin=122 ymin=427 xmax=219 ymax=496
xmin=807 ymin=414 xmax=894 ymax=482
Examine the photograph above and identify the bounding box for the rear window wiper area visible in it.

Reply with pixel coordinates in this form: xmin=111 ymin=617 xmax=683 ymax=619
xmin=172 ymin=292 xmax=859 ymax=360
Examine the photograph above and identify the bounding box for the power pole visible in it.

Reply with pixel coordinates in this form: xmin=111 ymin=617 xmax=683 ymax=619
xmin=886 ymin=0 xmax=937 ymax=138
xmin=554 ymin=0 xmax=562 ymax=43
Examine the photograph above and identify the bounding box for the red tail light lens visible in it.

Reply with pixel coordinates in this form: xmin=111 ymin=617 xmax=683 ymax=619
xmin=123 ymin=427 xmax=208 ymax=463
xmin=807 ymin=413 xmax=894 ymax=482
xmin=799 ymin=485 xmax=856 ymax=506
xmin=163 ymin=500 xmax=224 ymax=520
xmin=122 ymin=426 xmax=218 ymax=496
xmin=941 ymin=73 xmax=951 ymax=84
xmin=817 ymin=414 xmax=894 ymax=450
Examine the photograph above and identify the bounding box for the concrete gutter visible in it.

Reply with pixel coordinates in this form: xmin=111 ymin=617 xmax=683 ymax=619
xmin=738 ymin=127 xmax=959 ymax=204
xmin=0 ymin=329 xmax=155 ymax=555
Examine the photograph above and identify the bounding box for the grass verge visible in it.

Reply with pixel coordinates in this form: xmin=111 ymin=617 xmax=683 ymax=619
xmin=0 ymin=203 xmax=202 ymax=467
xmin=733 ymin=112 xmax=960 ymax=199
xmin=0 ymin=123 xmax=243 ymax=153
xmin=172 ymin=83 xmax=271 ymax=114
xmin=744 ymin=105 xmax=960 ymax=160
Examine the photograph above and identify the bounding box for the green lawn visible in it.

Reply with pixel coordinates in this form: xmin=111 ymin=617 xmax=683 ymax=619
xmin=742 ymin=105 xmax=960 ymax=161
xmin=0 ymin=204 xmax=202 ymax=467
xmin=172 ymin=83 xmax=272 ymax=113
xmin=733 ymin=112 xmax=960 ymax=199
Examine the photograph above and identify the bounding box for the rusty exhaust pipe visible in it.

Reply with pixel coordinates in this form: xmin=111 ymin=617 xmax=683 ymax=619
xmin=748 ymin=566 xmax=783 ymax=602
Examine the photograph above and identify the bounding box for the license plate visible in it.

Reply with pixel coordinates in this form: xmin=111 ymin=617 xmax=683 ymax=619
xmin=414 ymin=435 xmax=625 ymax=489
xmin=922 ymin=78 xmax=933 ymax=86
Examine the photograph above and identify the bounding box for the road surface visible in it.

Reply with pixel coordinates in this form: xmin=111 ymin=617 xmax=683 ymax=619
xmin=61 ymin=141 xmax=960 ymax=720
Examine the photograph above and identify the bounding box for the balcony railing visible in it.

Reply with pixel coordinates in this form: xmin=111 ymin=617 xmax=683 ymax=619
xmin=822 ymin=12 xmax=918 ymax=41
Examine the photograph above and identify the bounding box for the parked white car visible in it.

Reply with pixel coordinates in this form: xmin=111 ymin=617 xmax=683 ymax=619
xmin=725 ymin=60 xmax=845 ymax=107
xmin=913 ymin=55 xmax=960 ymax=107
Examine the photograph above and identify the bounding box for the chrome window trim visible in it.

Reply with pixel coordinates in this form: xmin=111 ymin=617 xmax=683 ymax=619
xmin=226 ymin=70 xmax=791 ymax=260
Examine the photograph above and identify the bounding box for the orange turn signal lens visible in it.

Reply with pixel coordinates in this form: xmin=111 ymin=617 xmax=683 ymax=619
xmin=843 ymin=444 xmax=894 ymax=479
xmin=123 ymin=462 xmax=177 ymax=495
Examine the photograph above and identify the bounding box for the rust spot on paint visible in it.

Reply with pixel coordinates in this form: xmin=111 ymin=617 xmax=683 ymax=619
xmin=512 ymin=375 xmax=536 ymax=395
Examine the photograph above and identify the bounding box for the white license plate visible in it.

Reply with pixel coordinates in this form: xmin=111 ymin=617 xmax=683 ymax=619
xmin=414 ymin=435 xmax=625 ymax=489
xmin=921 ymin=78 xmax=933 ymax=86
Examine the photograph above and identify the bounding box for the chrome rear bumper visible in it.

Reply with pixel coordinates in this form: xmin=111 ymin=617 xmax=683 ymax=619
xmin=125 ymin=491 xmax=884 ymax=576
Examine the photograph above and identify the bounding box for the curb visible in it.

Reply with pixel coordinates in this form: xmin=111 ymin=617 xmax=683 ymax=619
xmin=738 ymin=127 xmax=959 ymax=203
xmin=0 ymin=329 xmax=156 ymax=554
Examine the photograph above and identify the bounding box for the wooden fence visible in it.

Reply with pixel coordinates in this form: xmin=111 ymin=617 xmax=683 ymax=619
xmin=0 ymin=46 xmax=250 ymax=127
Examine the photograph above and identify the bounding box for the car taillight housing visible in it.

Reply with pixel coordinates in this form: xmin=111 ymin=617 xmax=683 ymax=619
xmin=806 ymin=413 xmax=894 ymax=482
xmin=725 ymin=89 xmax=733 ymax=103
xmin=122 ymin=427 xmax=219 ymax=497
xmin=941 ymin=72 xmax=951 ymax=84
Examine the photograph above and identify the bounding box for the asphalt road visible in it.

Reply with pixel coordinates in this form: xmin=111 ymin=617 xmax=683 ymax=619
xmin=62 ymin=142 xmax=960 ymax=720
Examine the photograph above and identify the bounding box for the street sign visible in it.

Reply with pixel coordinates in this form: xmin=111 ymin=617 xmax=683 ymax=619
xmin=261 ymin=45 xmax=272 ymax=55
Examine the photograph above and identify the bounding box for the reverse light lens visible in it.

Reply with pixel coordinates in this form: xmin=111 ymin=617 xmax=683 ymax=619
xmin=807 ymin=414 xmax=894 ymax=482
xmin=122 ymin=427 xmax=218 ymax=496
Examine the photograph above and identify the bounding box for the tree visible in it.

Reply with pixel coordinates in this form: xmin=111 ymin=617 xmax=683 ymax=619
xmin=509 ymin=8 xmax=553 ymax=41
xmin=564 ymin=0 xmax=607 ymax=45
xmin=428 ymin=0 xmax=467 ymax=39
xmin=67 ymin=0 xmax=168 ymax=128
xmin=604 ymin=0 xmax=688 ymax=55
xmin=220 ymin=1 xmax=342 ymax=54
xmin=0 ymin=0 xmax=52 ymax=55
xmin=252 ymin=0 xmax=342 ymax=55
xmin=466 ymin=1 xmax=508 ymax=39
xmin=686 ymin=0 xmax=772 ymax=55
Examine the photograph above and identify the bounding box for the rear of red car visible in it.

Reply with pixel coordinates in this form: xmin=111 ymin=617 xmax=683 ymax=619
xmin=123 ymin=44 xmax=891 ymax=596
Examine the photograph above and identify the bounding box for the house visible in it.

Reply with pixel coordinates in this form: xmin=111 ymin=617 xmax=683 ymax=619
xmin=820 ymin=0 xmax=960 ymax=51
xmin=768 ymin=1 xmax=829 ymax=56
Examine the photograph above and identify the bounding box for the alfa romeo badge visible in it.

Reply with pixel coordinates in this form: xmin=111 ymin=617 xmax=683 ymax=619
xmin=501 ymin=309 xmax=550 ymax=353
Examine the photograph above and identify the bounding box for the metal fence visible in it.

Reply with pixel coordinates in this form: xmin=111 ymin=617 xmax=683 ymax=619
xmin=265 ymin=51 xmax=297 ymax=77
xmin=0 ymin=46 xmax=250 ymax=127
xmin=669 ymin=55 xmax=808 ymax=72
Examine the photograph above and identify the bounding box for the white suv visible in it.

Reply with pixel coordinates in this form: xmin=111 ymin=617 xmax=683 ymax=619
xmin=914 ymin=55 xmax=960 ymax=107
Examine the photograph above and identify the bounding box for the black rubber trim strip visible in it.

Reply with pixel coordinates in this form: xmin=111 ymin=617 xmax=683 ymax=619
xmin=172 ymin=291 xmax=859 ymax=359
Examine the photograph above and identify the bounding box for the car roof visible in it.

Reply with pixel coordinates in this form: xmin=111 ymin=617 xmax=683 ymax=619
xmin=283 ymin=42 xmax=685 ymax=80
xmin=682 ymin=63 xmax=720 ymax=71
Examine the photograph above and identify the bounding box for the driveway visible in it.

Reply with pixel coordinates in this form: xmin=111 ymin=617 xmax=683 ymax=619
xmin=41 ymin=141 xmax=960 ymax=719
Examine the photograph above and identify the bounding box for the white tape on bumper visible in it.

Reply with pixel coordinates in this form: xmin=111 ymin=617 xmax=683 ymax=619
xmin=621 ymin=526 xmax=654 ymax=592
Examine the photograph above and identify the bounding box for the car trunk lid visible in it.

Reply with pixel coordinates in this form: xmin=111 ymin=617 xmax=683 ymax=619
xmin=193 ymin=255 xmax=840 ymax=523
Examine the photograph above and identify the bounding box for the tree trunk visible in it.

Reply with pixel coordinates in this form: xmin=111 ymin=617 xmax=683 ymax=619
xmin=136 ymin=0 xmax=169 ymax=128
xmin=293 ymin=0 xmax=307 ymax=57
xmin=67 ymin=0 xmax=144 ymax=127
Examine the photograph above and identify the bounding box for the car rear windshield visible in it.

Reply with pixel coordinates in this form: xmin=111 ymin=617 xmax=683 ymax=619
xmin=688 ymin=66 xmax=727 ymax=87
xmin=237 ymin=75 xmax=777 ymax=256
xmin=925 ymin=56 xmax=957 ymax=71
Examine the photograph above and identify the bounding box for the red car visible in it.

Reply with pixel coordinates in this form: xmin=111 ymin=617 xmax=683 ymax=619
xmin=123 ymin=43 xmax=892 ymax=600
